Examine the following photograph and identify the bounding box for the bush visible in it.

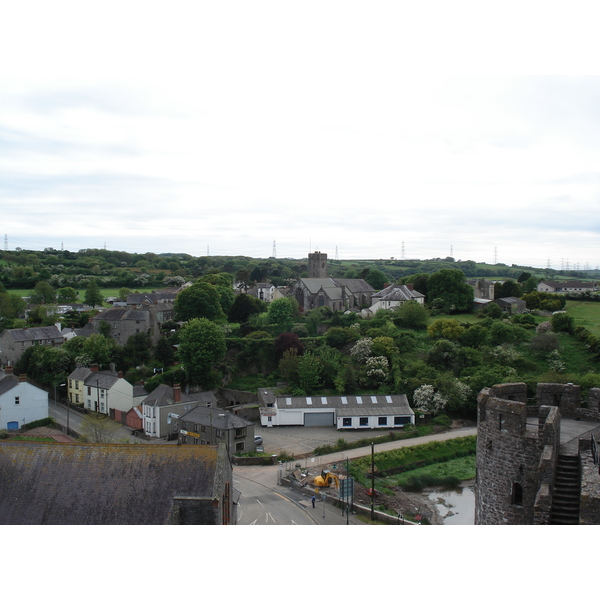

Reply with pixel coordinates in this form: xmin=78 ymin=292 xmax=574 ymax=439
xmin=21 ymin=417 xmax=56 ymax=431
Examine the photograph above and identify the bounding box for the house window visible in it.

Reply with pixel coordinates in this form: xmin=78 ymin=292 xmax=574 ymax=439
xmin=235 ymin=427 xmax=247 ymax=439
xmin=87 ymin=387 xmax=91 ymax=395
xmin=394 ymin=416 xmax=411 ymax=425
xmin=100 ymin=389 xmax=105 ymax=398
xmin=236 ymin=442 xmax=245 ymax=452
xmin=216 ymin=429 xmax=222 ymax=438
xmin=181 ymin=421 xmax=186 ymax=430
xmin=75 ymin=381 xmax=79 ymax=390
xmin=359 ymin=417 xmax=368 ymax=427
xmin=100 ymin=402 xmax=105 ymax=412
xmin=378 ymin=417 xmax=388 ymax=426
xmin=14 ymin=397 xmax=20 ymax=405
xmin=201 ymin=425 xmax=206 ymax=433
xmin=342 ymin=417 xmax=352 ymax=427
xmin=194 ymin=423 xmax=199 ymax=433
xmin=87 ymin=399 xmax=92 ymax=409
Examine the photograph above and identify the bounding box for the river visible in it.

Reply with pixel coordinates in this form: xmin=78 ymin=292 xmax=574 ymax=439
xmin=427 ymin=483 xmax=475 ymax=525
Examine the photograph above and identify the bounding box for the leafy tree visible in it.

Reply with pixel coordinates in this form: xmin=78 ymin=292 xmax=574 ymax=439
xmin=80 ymin=334 xmax=118 ymax=368
xmin=325 ymin=326 xmax=360 ymax=349
xmin=364 ymin=269 xmax=387 ymax=290
xmin=174 ymin=282 xmax=224 ymax=322
xmin=426 ymin=269 xmax=473 ymax=312
xmin=267 ymin=297 xmax=296 ymax=332
xmin=399 ymin=273 xmax=429 ymax=297
xmin=154 ymin=337 xmax=176 ymax=366
xmin=85 ymin=280 xmax=103 ymax=307
xmin=177 ymin=318 xmax=227 ymax=388
xmin=228 ymin=293 xmax=266 ymax=324
xmin=551 ymin=312 xmax=575 ymax=334
xmin=56 ymin=287 xmax=78 ymax=303
xmin=297 ymin=352 xmax=322 ymax=395
xmin=427 ymin=318 xmax=465 ymax=340
xmin=0 ymin=293 xmax=26 ymax=319
xmin=459 ymin=324 xmax=490 ymax=348
xmin=79 ymin=413 xmax=122 ymax=443
xmin=278 ymin=348 xmax=301 ymax=384
xmin=16 ymin=345 xmax=72 ymax=387
xmin=496 ymin=280 xmax=522 ymax=298
xmin=274 ymin=332 xmax=304 ymax=359
xmin=426 ymin=339 xmax=459 ymax=370
xmin=118 ymin=287 xmax=132 ymax=301
xmin=394 ymin=300 xmax=429 ymax=330
xmin=121 ymin=331 xmax=152 ymax=369
xmin=30 ymin=280 xmax=56 ymax=305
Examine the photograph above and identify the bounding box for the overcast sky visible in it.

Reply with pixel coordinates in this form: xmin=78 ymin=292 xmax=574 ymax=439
xmin=2 ymin=2 xmax=600 ymax=269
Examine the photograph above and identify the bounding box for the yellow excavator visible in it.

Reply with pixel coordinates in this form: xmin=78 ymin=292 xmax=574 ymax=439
xmin=313 ymin=470 xmax=339 ymax=489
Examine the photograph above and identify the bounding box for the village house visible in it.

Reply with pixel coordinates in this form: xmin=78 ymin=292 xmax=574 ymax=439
xmin=177 ymin=406 xmax=257 ymax=454
xmin=141 ymin=383 xmax=202 ymax=440
xmin=67 ymin=364 xmax=147 ymax=415
xmin=85 ymin=306 xmax=162 ymax=345
xmin=537 ymin=280 xmax=597 ymax=294
xmin=0 ymin=367 xmax=48 ymax=431
xmin=0 ymin=325 xmax=64 ymax=366
xmin=363 ymin=283 xmax=425 ymax=316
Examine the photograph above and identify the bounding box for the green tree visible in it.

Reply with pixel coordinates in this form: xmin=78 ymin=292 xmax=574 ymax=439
xmin=551 ymin=312 xmax=575 ymax=334
xmin=174 ymin=282 xmax=224 ymax=321
xmin=56 ymin=287 xmax=78 ymax=303
xmin=81 ymin=334 xmax=118 ymax=368
xmin=85 ymin=280 xmax=103 ymax=307
xmin=426 ymin=269 xmax=474 ymax=312
xmin=427 ymin=318 xmax=465 ymax=340
xmin=364 ymin=269 xmax=387 ymax=290
xmin=177 ymin=318 xmax=227 ymax=388
xmin=267 ymin=297 xmax=296 ymax=332
xmin=79 ymin=413 xmax=122 ymax=443
xmin=30 ymin=280 xmax=56 ymax=305
xmin=394 ymin=300 xmax=429 ymax=330
xmin=228 ymin=293 xmax=266 ymax=323
xmin=496 ymin=280 xmax=522 ymax=298
xmin=154 ymin=336 xmax=176 ymax=366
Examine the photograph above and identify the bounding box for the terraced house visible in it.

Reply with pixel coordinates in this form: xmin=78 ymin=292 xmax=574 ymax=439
xmin=0 ymin=325 xmax=64 ymax=366
xmin=67 ymin=363 xmax=146 ymax=415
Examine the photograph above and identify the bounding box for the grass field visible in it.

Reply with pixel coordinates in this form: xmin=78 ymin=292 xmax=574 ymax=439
xmin=565 ymin=300 xmax=600 ymax=336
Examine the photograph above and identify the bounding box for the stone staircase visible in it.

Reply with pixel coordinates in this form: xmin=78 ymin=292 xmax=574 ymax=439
xmin=549 ymin=455 xmax=581 ymax=525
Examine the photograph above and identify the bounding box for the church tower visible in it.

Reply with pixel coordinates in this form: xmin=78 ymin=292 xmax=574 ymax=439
xmin=308 ymin=252 xmax=328 ymax=278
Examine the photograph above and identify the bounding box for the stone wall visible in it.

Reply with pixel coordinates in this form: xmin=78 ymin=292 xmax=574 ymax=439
xmin=578 ymin=437 xmax=600 ymax=525
xmin=537 ymin=382 xmax=581 ymax=418
xmin=475 ymin=388 xmax=560 ymax=525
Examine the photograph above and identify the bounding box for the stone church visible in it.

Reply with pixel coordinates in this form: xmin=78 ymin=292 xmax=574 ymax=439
xmin=288 ymin=252 xmax=375 ymax=312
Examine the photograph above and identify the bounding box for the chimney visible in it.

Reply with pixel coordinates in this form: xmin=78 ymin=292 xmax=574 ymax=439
xmin=173 ymin=384 xmax=181 ymax=403
xmin=406 ymin=283 xmax=414 ymax=291
xmin=118 ymin=371 xmax=123 ymax=378
xmin=19 ymin=373 xmax=27 ymax=382
xmin=5 ymin=365 xmax=14 ymax=376
xmin=90 ymin=364 xmax=99 ymax=372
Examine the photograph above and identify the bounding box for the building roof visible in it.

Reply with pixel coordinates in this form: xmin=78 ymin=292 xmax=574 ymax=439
xmin=178 ymin=405 xmax=253 ymax=429
xmin=0 ymin=374 xmax=46 ymax=396
xmin=2 ymin=325 xmax=62 ymax=342
xmin=93 ymin=307 xmax=151 ymax=322
xmin=371 ymin=284 xmax=425 ymax=301
xmin=0 ymin=442 xmax=224 ymax=525
xmin=142 ymin=384 xmax=196 ymax=407
xmin=274 ymin=394 xmax=413 ymax=413
xmin=539 ymin=280 xmax=596 ymax=289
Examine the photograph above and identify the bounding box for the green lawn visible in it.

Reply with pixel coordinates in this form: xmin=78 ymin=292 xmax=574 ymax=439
xmin=565 ymin=301 xmax=600 ymax=336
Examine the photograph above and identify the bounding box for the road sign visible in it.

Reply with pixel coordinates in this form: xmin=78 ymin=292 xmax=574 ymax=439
xmin=339 ymin=477 xmax=354 ymax=501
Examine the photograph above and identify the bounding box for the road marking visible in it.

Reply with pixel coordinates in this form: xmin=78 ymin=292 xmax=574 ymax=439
xmin=249 ymin=519 xmax=257 ymax=525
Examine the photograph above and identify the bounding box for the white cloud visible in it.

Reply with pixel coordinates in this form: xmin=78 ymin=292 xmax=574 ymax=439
xmin=2 ymin=2 xmax=600 ymax=267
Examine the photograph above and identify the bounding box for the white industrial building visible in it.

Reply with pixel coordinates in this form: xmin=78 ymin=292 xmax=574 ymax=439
xmin=258 ymin=388 xmax=415 ymax=430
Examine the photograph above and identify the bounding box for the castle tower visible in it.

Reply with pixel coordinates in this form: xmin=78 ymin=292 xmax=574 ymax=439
xmin=475 ymin=384 xmax=561 ymax=525
xmin=308 ymin=252 xmax=328 ymax=278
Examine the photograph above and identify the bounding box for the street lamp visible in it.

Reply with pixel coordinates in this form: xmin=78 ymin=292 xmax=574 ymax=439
xmin=54 ymin=382 xmax=66 ymax=406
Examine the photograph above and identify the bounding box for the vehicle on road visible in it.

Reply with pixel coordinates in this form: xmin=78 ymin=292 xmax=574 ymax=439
xmin=254 ymin=435 xmax=263 ymax=446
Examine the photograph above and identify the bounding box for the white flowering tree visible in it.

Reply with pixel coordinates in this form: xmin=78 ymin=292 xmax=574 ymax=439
xmin=365 ymin=355 xmax=389 ymax=384
xmin=412 ymin=384 xmax=448 ymax=416
xmin=350 ymin=337 xmax=374 ymax=363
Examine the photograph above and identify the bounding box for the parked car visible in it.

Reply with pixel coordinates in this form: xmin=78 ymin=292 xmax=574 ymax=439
xmin=254 ymin=435 xmax=263 ymax=446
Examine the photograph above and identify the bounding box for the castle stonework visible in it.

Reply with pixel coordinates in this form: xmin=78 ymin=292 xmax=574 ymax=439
xmin=475 ymin=382 xmax=600 ymax=525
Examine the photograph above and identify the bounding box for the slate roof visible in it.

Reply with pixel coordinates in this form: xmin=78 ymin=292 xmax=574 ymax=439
xmin=142 ymin=384 xmax=196 ymax=407
xmin=298 ymin=278 xmax=374 ymax=298
xmin=3 ymin=325 xmax=62 ymax=342
xmin=178 ymin=405 xmax=253 ymax=430
xmin=0 ymin=442 xmax=223 ymax=525
xmin=93 ymin=307 xmax=151 ymax=321
xmin=0 ymin=374 xmax=19 ymax=395
xmin=371 ymin=284 xmax=425 ymax=302
xmin=274 ymin=394 xmax=413 ymax=413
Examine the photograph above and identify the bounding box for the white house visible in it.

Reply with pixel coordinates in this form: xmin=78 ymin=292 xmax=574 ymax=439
xmin=258 ymin=389 xmax=414 ymax=430
xmin=363 ymin=284 xmax=425 ymax=317
xmin=0 ymin=367 xmax=48 ymax=431
xmin=67 ymin=364 xmax=147 ymax=415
